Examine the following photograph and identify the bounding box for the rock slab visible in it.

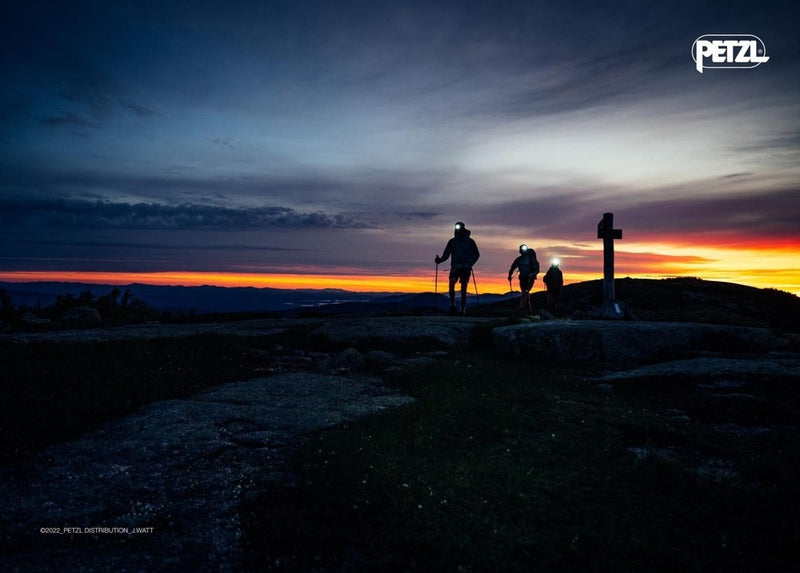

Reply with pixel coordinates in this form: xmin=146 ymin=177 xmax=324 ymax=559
xmin=311 ymin=315 xmax=498 ymax=349
xmin=0 ymin=373 xmax=413 ymax=572
xmin=493 ymin=320 xmax=790 ymax=365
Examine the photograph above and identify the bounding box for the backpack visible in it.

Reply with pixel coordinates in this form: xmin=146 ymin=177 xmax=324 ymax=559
xmin=519 ymin=250 xmax=540 ymax=276
xmin=451 ymin=231 xmax=476 ymax=266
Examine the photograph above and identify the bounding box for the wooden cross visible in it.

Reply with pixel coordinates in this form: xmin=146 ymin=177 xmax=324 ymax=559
xmin=597 ymin=212 xmax=623 ymax=301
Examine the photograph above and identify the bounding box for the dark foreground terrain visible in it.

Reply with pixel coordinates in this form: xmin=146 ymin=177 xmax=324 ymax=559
xmin=1 ymin=278 xmax=799 ymax=571
xmin=243 ymin=354 xmax=800 ymax=572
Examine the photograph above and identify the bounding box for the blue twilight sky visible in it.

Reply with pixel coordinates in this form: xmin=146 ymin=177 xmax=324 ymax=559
xmin=1 ymin=1 xmax=799 ymax=288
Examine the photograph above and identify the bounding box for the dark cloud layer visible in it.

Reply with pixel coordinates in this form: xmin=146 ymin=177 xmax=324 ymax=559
xmin=621 ymin=187 xmax=800 ymax=242
xmin=0 ymin=162 xmax=441 ymax=213
xmin=450 ymin=181 xmax=800 ymax=245
xmin=0 ymin=198 xmax=373 ymax=230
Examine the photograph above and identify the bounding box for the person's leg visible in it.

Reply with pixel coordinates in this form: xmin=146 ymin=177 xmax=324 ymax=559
xmin=519 ymin=275 xmax=532 ymax=313
xmin=459 ymin=270 xmax=469 ymax=312
xmin=520 ymin=289 xmax=530 ymax=314
xmin=520 ymin=276 xmax=533 ymax=314
xmin=448 ymin=273 xmax=457 ymax=313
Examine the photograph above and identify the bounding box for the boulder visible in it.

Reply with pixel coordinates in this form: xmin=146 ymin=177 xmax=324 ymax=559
xmin=330 ymin=347 xmax=365 ymax=371
xmin=61 ymin=306 xmax=102 ymax=326
xmin=311 ymin=316 xmax=498 ymax=350
xmin=596 ymin=356 xmax=800 ymax=382
xmin=364 ymin=350 xmax=401 ymax=369
xmin=492 ymin=320 xmax=790 ymax=366
xmin=21 ymin=312 xmax=50 ymax=325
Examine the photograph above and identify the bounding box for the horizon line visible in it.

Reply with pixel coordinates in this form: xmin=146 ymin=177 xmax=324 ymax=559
xmin=0 ymin=270 xmax=796 ymax=297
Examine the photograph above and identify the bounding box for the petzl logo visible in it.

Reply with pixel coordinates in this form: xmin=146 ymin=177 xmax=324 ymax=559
xmin=692 ymin=34 xmax=769 ymax=74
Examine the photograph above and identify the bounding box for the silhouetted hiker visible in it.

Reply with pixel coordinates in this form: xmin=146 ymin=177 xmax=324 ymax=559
xmin=543 ymin=259 xmax=564 ymax=315
xmin=507 ymin=244 xmax=539 ymax=315
xmin=435 ymin=221 xmax=480 ymax=315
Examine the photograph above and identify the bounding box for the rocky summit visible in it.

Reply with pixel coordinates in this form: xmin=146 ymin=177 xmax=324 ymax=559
xmin=2 ymin=312 xmax=799 ymax=571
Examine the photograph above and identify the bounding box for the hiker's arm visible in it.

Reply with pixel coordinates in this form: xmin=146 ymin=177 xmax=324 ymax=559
xmin=436 ymin=240 xmax=453 ymax=264
xmin=508 ymin=258 xmax=518 ymax=279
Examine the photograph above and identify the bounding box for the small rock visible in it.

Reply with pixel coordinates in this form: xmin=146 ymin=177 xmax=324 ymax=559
xmin=421 ymin=350 xmax=449 ymax=359
xmin=665 ymin=409 xmax=690 ymax=421
xmin=538 ymin=308 xmax=555 ymax=320
xmin=61 ymin=306 xmax=101 ymax=326
xmin=330 ymin=347 xmax=365 ymax=371
xmin=712 ymin=423 xmax=773 ymax=436
xmin=364 ymin=350 xmax=400 ymax=369
xmin=22 ymin=312 xmax=50 ymax=325
xmin=403 ymin=356 xmax=437 ymax=366
xmin=308 ymin=352 xmax=332 ymax=370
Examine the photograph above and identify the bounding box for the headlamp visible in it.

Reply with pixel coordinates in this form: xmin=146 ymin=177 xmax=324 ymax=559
xmin=454 ymin=222 xmax=463 ymax=230
xmin=519 ymin=244 xmax=528 ymax=252
xmin=552 ymin=258 xmax=560 ymax=266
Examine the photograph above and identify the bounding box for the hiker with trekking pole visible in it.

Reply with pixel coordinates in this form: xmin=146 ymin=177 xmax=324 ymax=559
xmin=508 ymin=243 xmax=540 ymax=315
xmin=434 ymin=221 xmax=480 ymax=315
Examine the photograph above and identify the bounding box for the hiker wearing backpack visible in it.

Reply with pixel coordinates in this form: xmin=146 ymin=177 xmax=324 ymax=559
xmin=508 ymin=244 xmax=540 ymax=315
xmin=435 ymin=221 xmax=480 ymax=315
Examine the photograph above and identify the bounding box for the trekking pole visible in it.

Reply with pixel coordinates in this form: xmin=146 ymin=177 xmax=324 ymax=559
xmin=434 ymin=260 xmax=439 ymax=309
xmin=471 ymin=268 xmax=480 ymax=305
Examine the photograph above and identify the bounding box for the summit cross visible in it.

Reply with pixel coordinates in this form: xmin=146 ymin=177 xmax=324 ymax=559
xmin=597 ymin=212 xmax=623 ymax=302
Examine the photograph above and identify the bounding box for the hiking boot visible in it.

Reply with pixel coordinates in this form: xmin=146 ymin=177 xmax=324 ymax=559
xmin=448 ymin=305 xmax=457 ymax=316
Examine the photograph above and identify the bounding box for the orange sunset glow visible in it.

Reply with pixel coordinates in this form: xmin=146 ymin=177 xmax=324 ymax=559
xmin=2 ymin=237 xmax=798 ymax=296
xmin=0 ymin=270 xmax=433 ymax=293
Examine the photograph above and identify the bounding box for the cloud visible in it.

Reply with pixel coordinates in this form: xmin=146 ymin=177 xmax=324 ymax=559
xmin=117 ymin=99 xmax=158 ymax=117
xmin=22 ymin=238 xmax=307 ymax=253
xmin=1 ymin=53 xmax=158 ymax=132
xmin=437 ymin=188 xmax=613 ymax=237
xmin=431 ymin=180 xmax=800 ymax=248
xmin=0 ymin=161 xmax=444 ymax=215
xmin=621 ymin=187 xmax=800 ymax=242
xmin=0 ymin=198 xmax=375 ymax=230
xmin=41 ymin=112 xmax=97 ymax=128
xmin=211 ymin=137 xmax=237 ymax=149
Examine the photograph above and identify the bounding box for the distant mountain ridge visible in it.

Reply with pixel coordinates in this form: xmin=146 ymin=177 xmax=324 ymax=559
xmin=0 ymin=281 xmax=513 ymax=315
xmin=4 ymin=278 xmax=796 ymax=331
xmin=0 ymin=282 xmax=381 ymax=313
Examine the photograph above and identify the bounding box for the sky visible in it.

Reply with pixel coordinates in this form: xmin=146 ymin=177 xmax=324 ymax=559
xmin=1 ymin=0 xmax=799 ymax=294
